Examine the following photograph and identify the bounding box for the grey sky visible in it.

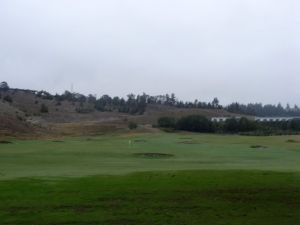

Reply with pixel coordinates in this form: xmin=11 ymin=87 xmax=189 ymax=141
xmin=0 ymin=0 xmax=299 ymax=105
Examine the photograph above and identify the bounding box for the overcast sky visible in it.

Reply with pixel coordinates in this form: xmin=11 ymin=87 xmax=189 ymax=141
xmin=0 ymin=0 xmax=299 ymax=105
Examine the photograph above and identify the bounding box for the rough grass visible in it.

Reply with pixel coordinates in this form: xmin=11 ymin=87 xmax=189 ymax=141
xmin=0 ymin=170 xmax=299 ymax=225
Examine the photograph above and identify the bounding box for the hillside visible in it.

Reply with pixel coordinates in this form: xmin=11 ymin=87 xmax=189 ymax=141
xmin=0 ymin=88 xmax=240 ymax=136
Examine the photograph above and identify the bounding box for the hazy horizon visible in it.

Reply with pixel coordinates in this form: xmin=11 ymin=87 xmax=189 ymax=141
xmin=1 ymin=0 xmax=299 ymax=105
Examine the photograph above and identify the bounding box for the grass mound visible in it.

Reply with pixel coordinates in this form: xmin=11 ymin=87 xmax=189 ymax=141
xmin=133 ymin=153 xmax=174 ymax=158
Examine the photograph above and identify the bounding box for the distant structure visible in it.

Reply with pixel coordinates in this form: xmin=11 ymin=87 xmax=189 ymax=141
xmin=211 ymin=117 xmax=241 ymax=122
xmin=211 ymin=116 xmax=300 ymax=122
xmin=254 ymin=117 xmax=299 ymax=122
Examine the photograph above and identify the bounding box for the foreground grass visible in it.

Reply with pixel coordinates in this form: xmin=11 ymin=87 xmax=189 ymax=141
xmin=0 ymin=170 xmax=299 ymax=225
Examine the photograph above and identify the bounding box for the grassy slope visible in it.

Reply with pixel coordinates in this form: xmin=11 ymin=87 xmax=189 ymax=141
xmin=1 ymin=133 xmax=300 ymax=224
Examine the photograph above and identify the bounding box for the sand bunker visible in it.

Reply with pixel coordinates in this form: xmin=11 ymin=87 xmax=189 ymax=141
xmin=250 ymin=145 xmax=267 ymax=149
xmin=133 ymin=153 xmax=174 ymax=158
xmin=134 ymin=139 xmax=147 ymax=143
xmin=177 ymin=141 xmax=196 ymax=144
xmin=286 ymin=139 xmax=300 ymax=143
xmin=0 ymin=140 xmax=12 ymax=144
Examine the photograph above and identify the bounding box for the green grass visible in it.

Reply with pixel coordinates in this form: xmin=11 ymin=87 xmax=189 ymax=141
xmin=0 ymin=171 xmax=300 ymax=225
xmin=1 ymin=133 xmax=300 ymax=179
xmin=0 ymin=133 xmax=300 ymax=224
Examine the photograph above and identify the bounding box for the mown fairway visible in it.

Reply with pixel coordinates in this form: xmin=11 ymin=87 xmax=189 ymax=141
xmin=0 ymin=133 xmax=300 ymax=224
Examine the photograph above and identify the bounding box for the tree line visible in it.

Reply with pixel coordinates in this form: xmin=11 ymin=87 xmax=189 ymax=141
xmin=157 ymin=115 xmax=300 ymax=135
xmin=29 ymin=91 xmax=223 ymax=115
xmin=226 ymin=102 xmax=300 ymax=117
xmin=1 ymin=81 xmax=300 ymax=116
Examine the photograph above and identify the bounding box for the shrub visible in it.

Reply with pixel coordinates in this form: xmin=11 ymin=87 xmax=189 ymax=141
xmin=238 ymin=117 xmax=257 ymax=132
xmin=224 ymin=118 xmax=239 ymax=132
xmin=0 ymin=81 xmax=9 ymax=91
xmin=36 ymin=91 xmax=53 ymax=100
xmin=128 ymin=122 xmax=137 ymax=130
xmin=76 ymin=107 xmax=93 ymax=113
xmin=40 ymin=104 xmax=49 ymax=113
xmin=176 ymin=115 xmax=214 ymax=132
xmin=3 ymin=95 xmax=12 ymax=103
xmin=157 ymin=117 xmax=176 ymax=129
xmin=288 ymin=119 xmax=300 ymax=131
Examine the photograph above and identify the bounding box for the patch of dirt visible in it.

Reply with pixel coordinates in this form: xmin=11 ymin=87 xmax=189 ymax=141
xmin=250 ymin=145 xmax=267 ymax=149
xmin=133 ymin=153 xmax=174 ymax=158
